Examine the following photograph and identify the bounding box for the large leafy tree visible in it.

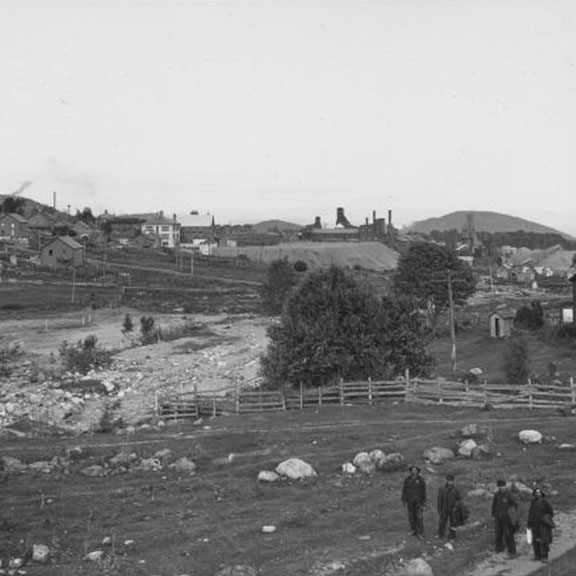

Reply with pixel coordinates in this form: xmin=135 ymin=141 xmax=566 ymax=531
xmin=260 ymin=258 xmax=299 ymax=315
xmin=392 ymin=242 xmax=475 ymax=326
xmin=1 ymin=196 xmax=26 ymax=215
xmin=261 ymin=266 xmax=433 ymax=388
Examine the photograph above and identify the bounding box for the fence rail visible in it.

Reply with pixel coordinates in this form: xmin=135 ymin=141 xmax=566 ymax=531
xmin=157 ymin=375 xmax=576 ymax=420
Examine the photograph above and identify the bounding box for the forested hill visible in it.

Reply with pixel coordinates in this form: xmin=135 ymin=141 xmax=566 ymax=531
xmin=406 ymin=211 xmax=573 ymax=240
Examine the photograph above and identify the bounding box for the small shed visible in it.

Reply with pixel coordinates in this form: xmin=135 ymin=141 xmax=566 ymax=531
xmin=41 ymin=236 xmax=84 ymax=267
xmin=489 ymin=308 xmax=516 ymax=339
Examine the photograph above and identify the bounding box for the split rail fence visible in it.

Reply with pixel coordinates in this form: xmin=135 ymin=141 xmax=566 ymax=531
xmin=157 ymin=375 xmax=576 ymax=421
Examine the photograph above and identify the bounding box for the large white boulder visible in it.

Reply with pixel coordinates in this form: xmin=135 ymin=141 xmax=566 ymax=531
xmin=214 ymin=565 xmax=258 ymax=576
xmin=399 ymin=558 xmax=434 ymax=576
xmin=460 ymin=424 xmax=488 ymax=438
xmin=275 ymin=458 xmax=317 ymax=480
xmin=32 ymin=544 xmax=50 ymax=563
xmin=458 ymin=439 xmax=477 ymax=458
xmin=519 ymin=430 xmax=543 ymax=444
xmin=342 ymin=462 xmax=357 ymax=474
xmin=369 ymin=449 xmax=387 ymax=468
xmin=423 ymin=446 xmax=455 ymax=464
xmin=353 ymin=452 xmax=376 ymax=474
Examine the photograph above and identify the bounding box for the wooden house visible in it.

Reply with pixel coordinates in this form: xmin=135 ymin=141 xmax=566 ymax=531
xmin=489 ymin=308 xmax=516 ymax=338
xmin=40 ymin=237 xmax=85 ymax=267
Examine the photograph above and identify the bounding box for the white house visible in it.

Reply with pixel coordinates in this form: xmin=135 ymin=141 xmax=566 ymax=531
xmin=142 ymin=211 xmax=180 ymax=248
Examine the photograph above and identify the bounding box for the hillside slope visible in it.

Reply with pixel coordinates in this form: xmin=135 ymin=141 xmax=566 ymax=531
xmin=406 ymin=210 xmax=573 ymax=239
xmin=213 ymin=241 xmax=399 ymax=271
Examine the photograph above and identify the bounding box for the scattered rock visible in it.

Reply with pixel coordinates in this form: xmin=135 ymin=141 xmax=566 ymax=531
xmin=518 ymin=430 xmax=543 ymax=444
xmin=471 ymin=444 xmax=492 ymax=459
xmin=2 ymin=456 xmax=27 ymax=474
xmin=422 ymin=446 xmax=455 ymax=464
xmin=558 ymin=443 xmax=576 ymax=450
xmin=275 ymin=458 xmax=317 ymax=480
xmin=214 ymin=565 xmax=257 ymax=576
xmin=369 ymin=449 xmax=387 ymax=468
xmin=85 ymin=550 xmax=105 ymax=561
xmin=399 ymin=557 xmax=434 ymax=576
xmin=261 ymin=525 xmax=276 ymax=533
xmin=169 ymin=457 xmax=197 ymax=474
xmin=459 ymin=424 xmax=488 ymax=439
xmin=257 ymin=470 xmax=279 ymax=482
xmin=342 ymin=462 xmax=357 ymax=474
xmin=32 ymin=544 xmax=50 ymax=563
xmin=80 ymin=465 xmax=107 ymax=478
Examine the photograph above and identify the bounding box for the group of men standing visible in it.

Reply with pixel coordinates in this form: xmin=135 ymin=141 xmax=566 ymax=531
xmin=401 ymin=465 xmax=554 ymax=563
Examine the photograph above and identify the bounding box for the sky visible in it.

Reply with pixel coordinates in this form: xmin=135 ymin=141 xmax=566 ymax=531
xmin=0 ymin=0 xmax=575 ymax=233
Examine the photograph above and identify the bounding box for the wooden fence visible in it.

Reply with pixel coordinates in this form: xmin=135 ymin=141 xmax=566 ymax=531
xmin=157 ymin=376 xmax=576 ymax=421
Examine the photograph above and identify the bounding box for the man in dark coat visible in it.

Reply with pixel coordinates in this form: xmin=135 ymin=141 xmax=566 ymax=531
xmin=437 ymin=473 xmax=461 ymax=539
xmin=401 ymin=464 xmax=427 ymax=538
xmin=491 ymin=479 xmax=519 ymax=558
xmin=527 ymin=487 xmax=554 ymax=562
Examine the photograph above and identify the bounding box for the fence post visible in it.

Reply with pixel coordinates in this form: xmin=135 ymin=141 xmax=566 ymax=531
xmin=299 ymin=382 xmax=303 ymax=410
xmin=368 ymin=377 xmax=373 ymax=405
xmin=483 ymin=380 xmax=487 ymax=405
xmin=405 ymin=368 xmax=410 ymax=402
xmin=318 ymin=386 xmax=322 ymax=407
xmin=154 ymin=392 xmax=159 ymax=415
xmin=528 ymin=378 xmax=533 ymax=410
xmin=571 ymin=377 xmax=575 ymax=405
xmin=212 ymin=391 xmax=217 ymax=417
xmin=339 ymin=378 xmax=344 ymax=406
xmin=235 ymin=380 xmax=240 ymax=414
xmin=438 ymin=379 xmax=443 ymax=404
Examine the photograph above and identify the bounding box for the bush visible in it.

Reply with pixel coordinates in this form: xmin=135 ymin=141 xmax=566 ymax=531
xmin=140 ymin=316 xmax=158 ymax=345
xmin=515 ymin=301 xmax=544 ymax=330
xmin=293 ymin=260 xmax=308 ymax=273
xmin=0 ymin=343 xmax=24 ymax=377
xmin=59 ymin=335 xmax=114 ymax=375
xmin=503 ymin=333 xmax=530 ymax=384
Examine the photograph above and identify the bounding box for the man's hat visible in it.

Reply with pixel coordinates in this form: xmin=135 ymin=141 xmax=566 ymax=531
xmin=446 ymin=474 xmax=455 ymax=481
xmin=496 ymin=479 xmax=506 ymax=487
xmin=409 ymin=464 xmax=421 ymax=472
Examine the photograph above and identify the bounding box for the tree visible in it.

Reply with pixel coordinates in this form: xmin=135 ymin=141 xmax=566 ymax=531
xmin=503 ymin=333 xmax=530 ymax=384
xmin=121 ymin=313 xmax=134 ymax=336
xmin=260 ymin=258 xmax=299 ymax=315
xmin=1 ymin=196 xmax=26 ymax=215
xmin=140 ymin=316 xmax=157 ymax=344
xmin=392 ymin=242 xmax=475 ymax=327
xmin=78 ymin=207 xmax=95 ymax=224
xmin=260 ymin=266 xmax=433 ymax=389
xmin=515 ymin=301 xmax=544 ymax=330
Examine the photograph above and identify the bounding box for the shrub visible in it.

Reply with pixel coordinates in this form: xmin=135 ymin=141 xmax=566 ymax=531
xmin=503 ymin=333 xmax=530 ymax=384
xmin=140 ymin=316 xmax=158 ymax=345
xmin=0 ymin=343 xmax=24 ymax=377
xmin=515 ymin=301 xmax=544 ymax=330
xmin=293 ymin=260 xmax=308 ymax=273
xmin=121 ymin=313 xmax=134 ymax=336
xmin=59 ymin=335 xmax=114 ymax=375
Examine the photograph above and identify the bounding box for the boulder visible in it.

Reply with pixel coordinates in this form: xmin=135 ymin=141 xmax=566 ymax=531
xmin=457 ymin=439 xmax=477 ymax=458
xmin=139 ymin=457 xmax=162 ymax=472
xmin=257 ymin=470 xmax=280 ymax=482
xmin=214 ymin=565 xmax=257 ymax=576
xmin=342 ymin=462 xmax=357 ymax=475
xmin=85 ymin=550 xmax=104 ymax=562
xmin=353 ymin=452 xmax=375 ymax=474
xmin=369 ymin=449 xmax=387 ymax=468
xmin=275 ymin=458 xmax=317 ymax=480
xmin=32 ymin=544 xmax=50 ymax=563
xmin=399 ymin=558 xmax=434 ymax=576
xmin=519 ymin=430 xmax=543 ymax=444
xmin=153 ymin=448 xmax=172 ymax=462
xmin=109 ymin=450 xmax=137 ymax=468
xmin=169 ymin=457 xmax=197 ymax=474
xmin=29 ymin=461 xmax=53 ymax=474
xmin=423 ymin=446 xmax=455 ymax=464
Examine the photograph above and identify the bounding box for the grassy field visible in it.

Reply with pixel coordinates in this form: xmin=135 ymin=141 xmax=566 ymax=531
xmin=2 ymin=403 xmax=576 ymax=576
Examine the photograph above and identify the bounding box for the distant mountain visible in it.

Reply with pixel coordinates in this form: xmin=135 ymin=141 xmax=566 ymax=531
xmin=251 ymin=220 xmax=303 ymax=233
xmin=405 ymin=211 xmax=574 ymax=240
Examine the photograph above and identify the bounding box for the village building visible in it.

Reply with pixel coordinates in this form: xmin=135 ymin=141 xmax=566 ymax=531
xmin=141 ymin=211 xmax=180 ymax=248
xmin=179 ymin=212 xmax=215 ymax=247
xmin=489 ymin=307 xmax=516 ymax=339
xmin=40 ymin=236 xmax=85 ymax=267
xmin=0 ymin=213 xmax=29 ymax=243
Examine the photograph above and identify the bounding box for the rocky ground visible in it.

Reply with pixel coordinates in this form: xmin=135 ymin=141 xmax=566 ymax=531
xmin=0 ymin=308 xmax=271 ymax=435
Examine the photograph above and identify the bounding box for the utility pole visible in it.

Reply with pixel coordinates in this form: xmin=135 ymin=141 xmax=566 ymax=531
xmin=190 ymin=250 xmax=194 ymax=276
xmin=71 ymin=263 xmax=76 ymax=304
xmin=447 ymin=272 xmax=456 ymax=372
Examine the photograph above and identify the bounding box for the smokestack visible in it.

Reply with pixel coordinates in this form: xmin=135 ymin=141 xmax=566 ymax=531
xmin=53 ymin=191 xmax=56 ymax=210
xmin=372 ymin=210 xmax=376 ymax=224
xmin=313 ymin=216 xmax=322 ymax=229
xmin=388 ymin=209 xmax=392 ymax=229
xmin=173 ymin=213 xmax=177 ymax=222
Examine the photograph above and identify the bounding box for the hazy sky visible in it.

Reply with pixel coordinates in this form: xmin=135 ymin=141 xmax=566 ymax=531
xmin=0 ymin=1 xmax=574 ymax=232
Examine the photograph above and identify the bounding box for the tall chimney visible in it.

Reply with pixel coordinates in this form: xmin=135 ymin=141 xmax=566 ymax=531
xmin=388 ymin=209 xmax=392 ymax=229
xmin=53 ymin=191 xmax=56 ymax=210
xmin=313 ymin=216 xmax=322 ymax=229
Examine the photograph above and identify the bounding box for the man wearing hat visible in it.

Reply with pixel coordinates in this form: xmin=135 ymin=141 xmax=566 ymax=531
xmin=437 ymin=473 xmax=462 ymax=540
xmin=401 ymin=464 xmax=427 ymax=538
xmin=491 ymin=479 xmax=519 ymax=558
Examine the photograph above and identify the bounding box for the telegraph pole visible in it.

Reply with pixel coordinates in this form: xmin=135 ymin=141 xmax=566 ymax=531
xmin=447 ymin=272 xmax=457 ymax=372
